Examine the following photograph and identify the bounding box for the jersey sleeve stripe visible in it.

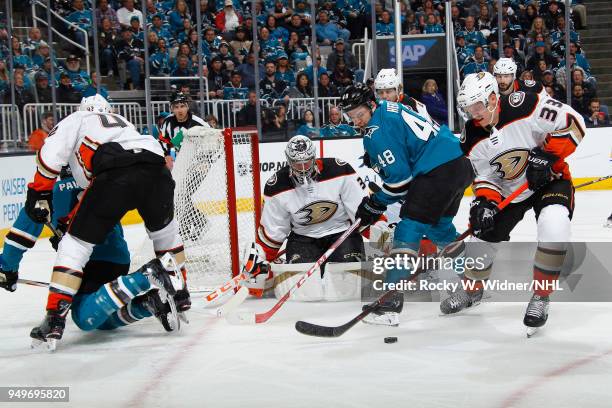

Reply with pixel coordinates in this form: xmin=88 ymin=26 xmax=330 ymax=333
xmin=473 ymin=180 xmax=502 ymax=193
xmin=5 ymin=230 xmax=36 ymax=249
xmin=381 ymin=183 xmax=411 ymax=197
xmin=35 ymin=152 xmax=60 ymax=179
xmin=257 ymin=226 xmax=283 ymax=249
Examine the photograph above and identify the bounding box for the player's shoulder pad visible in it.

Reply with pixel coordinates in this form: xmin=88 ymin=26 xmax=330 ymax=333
xmin=497 ymin=91 xmax=539 ymax=128
xmin=318 ymin=157 xmax=356 ymax=181
xmin=460 ymin=120 xmax=490 ymax=155
xmin=518 ymin=79 xmax=543 ymax=93
xmin=264 ymin=165 xmax=293 ymax=197
xmin=401 ymin=96 xmax=420 ymax=112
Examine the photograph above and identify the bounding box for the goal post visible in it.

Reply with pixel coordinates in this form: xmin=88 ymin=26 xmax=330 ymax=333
xmin=130 ymin=127 xmax=261 ymax=293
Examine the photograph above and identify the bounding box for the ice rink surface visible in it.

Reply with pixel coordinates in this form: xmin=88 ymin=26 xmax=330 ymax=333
xmin=1 ymin=191 xmax=611 ymax=408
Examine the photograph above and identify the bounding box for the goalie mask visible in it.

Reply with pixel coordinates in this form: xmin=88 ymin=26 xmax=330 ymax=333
xmin=285 ymin=135 xmax=317 ymax=185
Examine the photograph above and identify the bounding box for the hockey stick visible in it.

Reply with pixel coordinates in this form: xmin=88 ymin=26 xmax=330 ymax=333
xmin=295 ymin=290 xmax=399 ymax=337
xmin=574 ymin=175 xmax=612 ymax=189
xmin=204 ymin=249 xmax=286 ymax=306
xmin=294 ymin=183 xmax=529 ymax=338
xmin=17 ymin=278 xmax=49 ymax=288
xmin=226 ymin=219 xmax=362 ymax=324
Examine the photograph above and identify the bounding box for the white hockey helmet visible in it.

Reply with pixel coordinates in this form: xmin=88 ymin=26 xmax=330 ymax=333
xmin=456 ymin=72 xmax=499 ymax=118
xmin=374 ymin=68 xmax=401 ymax=92
xmin=79 ymin=94 xmax=112 ymax=114
xmin=285 ymin=135 xmax=317 ymax=184
xmin=493 ymin=58 xmax=518 ymax=78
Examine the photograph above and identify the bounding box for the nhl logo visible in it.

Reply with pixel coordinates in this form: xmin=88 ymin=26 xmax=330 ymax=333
xmin=509 ymin=91 xmax=525 ymax=107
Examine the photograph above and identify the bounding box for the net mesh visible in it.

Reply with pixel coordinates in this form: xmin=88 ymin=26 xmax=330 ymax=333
xmin=130 ymin=128 xmax=259 ymax=292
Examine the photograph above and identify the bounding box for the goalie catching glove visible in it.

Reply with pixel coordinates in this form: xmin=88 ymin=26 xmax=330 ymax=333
xmin=241 ymin=242 xmax=272 ymax=297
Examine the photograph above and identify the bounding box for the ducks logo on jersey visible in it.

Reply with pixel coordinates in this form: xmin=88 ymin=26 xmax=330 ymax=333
xmin=295 ymin=200 xmax=338 ymax=225
xmin=490 ymin=148 xmax=530 ymax=180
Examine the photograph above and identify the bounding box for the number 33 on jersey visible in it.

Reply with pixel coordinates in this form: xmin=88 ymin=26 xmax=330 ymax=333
xmin=363 ymin=100 xmax=464 ymax=205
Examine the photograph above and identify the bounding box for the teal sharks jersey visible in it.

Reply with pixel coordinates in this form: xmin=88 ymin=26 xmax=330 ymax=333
xmin=363 ymin=100 xmax=463 ymax=205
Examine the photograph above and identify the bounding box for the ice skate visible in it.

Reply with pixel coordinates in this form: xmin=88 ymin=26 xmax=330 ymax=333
xmin=524 ymin=294 xmax=550 ymax=338
xmin=30 ymin=300 xmax=70 ymax=352
xmin=362 ymin=291 xmax=404 ymax=327
xmin=139 ymin=289 xmax=180 ymax=332
xmin=440 ymin=287 xmax=483 ymax=315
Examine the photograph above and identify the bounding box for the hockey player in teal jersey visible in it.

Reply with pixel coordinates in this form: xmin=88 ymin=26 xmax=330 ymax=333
xmin=0 ymin=167 xmax=181 ymax=349
xmin=339 ymin=83 xmax=473 ymax=326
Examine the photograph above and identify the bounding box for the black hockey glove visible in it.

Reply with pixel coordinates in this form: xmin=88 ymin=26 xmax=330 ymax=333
xmin=526 ymin=147 xmax=558 ymax=191
xmin=25 ymin=187 xmax=53 ymax=224
xmin=469 ymin=197 xmax=498 ymax=238
xmin=356 ymin=196 xmax=387 ymax=228
xmin=49 ymin=217 xmax=68 ymax=252
xmin=0 ymin=267 xmax=18 ymax=292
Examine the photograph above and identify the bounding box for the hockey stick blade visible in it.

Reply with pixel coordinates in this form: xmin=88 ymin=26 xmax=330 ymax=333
xmin=217 ymin=287 xmax=248 ymax=318
xmin=295 ymin=290 xmax=399 ymax=338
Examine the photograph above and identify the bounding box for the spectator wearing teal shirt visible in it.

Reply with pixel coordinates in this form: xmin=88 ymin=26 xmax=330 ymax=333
xmin=275 ymin=52 xmax=295 ymax=86
xmin=423 ymin=14 xmax=444 ymax=34
xmin=224 ymin=71 xmax=249 ymax=100
xmin=376 ymin=11 xmax=395 ymax=36
xmin=81 ymin=72 xmax=110 ymax=99
xmin=62 ymin=54 xmax=91 ymax=93
xmin=11 ymin=37 xmax=34 ymax=71
xmin=296 ymin=109 xmax=319 ymax=138
xmin=321 ymin=106 xmax=357 ymax=137
xmin=315 ymin=10 xmax=349 ymax=45
xmin=168 ymin=0 xmax=192 ymax=35
xmin=150 ymin=38 xmax=172 ymax=75
xmin=303 ymin=54 xmax=328 ymax=83
xmin=66 ymin=0 xmax=93 ymax=47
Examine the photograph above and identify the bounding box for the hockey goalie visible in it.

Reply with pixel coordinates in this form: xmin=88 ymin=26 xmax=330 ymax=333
xmin=241 ymin=135 xmax=388 ymax=299
xmin=449 ymin=72 xmax=586 ymax=336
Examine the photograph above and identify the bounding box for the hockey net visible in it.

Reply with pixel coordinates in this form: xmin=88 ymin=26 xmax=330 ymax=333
xmin=130 ymin=127 xmax=261 ymax=292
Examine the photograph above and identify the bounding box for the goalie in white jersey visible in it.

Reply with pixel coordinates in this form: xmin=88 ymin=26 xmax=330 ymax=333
xmin=241 ymin=135 xmax=384 ymax=296
xmin=25 ymin=95 xmax=187 ymax=348
xmin=448 ymin=72 xmax=585 ymax=336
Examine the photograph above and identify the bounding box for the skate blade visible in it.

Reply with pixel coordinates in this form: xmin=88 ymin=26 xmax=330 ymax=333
xmin=178 ymin=312 xmax=190 ymax=324
xmin=526 ymin=327 xmax=539 ymax=338
xmin=31 ymin=338 xmax=57 ymax=352
xmin=216 ymin=287 xmax=248 ymax=318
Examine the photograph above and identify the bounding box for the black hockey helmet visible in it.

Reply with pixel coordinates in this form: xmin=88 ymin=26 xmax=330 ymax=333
xmin=170 ymin=92 xmax=190 ymax=107
xmin=338 ymin=82 xmax=375 ymax=113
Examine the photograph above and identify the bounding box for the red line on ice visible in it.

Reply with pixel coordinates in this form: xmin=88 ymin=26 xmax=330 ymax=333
xmin=125 ymin=317 xmax=220 ymax=408
xmin=499 ymin=347 xmax=612 ymax=408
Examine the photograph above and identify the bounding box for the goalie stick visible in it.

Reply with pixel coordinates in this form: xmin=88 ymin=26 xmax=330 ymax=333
xmin=203 ymin=249 xmax=286 ymax=306
xmin=226 ymin=219 xmax=362 ymax=324
xmin=294 ymin=183 xmax=529 ymax=338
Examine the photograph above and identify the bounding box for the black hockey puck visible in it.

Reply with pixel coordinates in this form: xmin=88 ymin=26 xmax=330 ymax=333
xmin=384 ymin=336 xmax=398 ymax=344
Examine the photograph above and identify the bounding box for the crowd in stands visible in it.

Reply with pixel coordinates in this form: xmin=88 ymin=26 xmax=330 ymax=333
xmin=0 ymin=0 xmax=607 ymax=141
xmin=451 ymin=0 xmax=606 ymax=127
